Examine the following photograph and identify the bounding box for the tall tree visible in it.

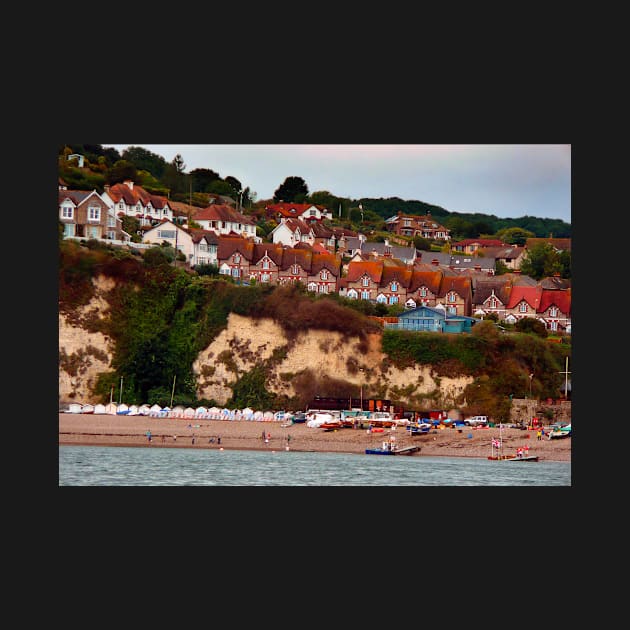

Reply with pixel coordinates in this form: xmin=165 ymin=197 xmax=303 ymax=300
xmin=190 ymin=168 xmax=221 ymax=193
xmin=273 ymin=176 xmax=309 ymax=202
xmin=106 ymin=160 xmax=138 ymax=185
xmin=121 ymin=146 xmax=167 ymax=179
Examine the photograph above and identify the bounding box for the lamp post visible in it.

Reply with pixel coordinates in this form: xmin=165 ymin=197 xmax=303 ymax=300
xmin=529 ymin=373 xmax=534 ymax=398
xmin=359 ymin=368 xmax=364 ymax=412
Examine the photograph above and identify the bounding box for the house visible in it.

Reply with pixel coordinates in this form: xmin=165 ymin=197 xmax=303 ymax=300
xmin=384 ymin=211 xmax=451 ymax=241
xmin=269 ymin=218 xmax=315 ymax=248
xmin=59 ymin=188 xmax=125 ymax=241
xmin=415 ymin=251 xmax=496 ymax=275
xmin=102 ymin=180 xmax=174 ymax=226
xmin=383 ymin=305 xmax=478 ymax=333
xmin=67 ymin=153 xmax=85 ymax=167
xmin=264 ymin=202 xmax=332 ymax=222
xmin=192 ymin=204 xmax=258 ymax=241
xmin=451 ymin=238 xmax=507 ymax=254
xmin=187 ymin=229 xmax=220 ymax=267
xmin=360 ymin=239 xmax=418 ymax=265
xmin=142 ymin=220 xmax=194 ymax=263
xmin=479 ymin=245 xmax=526 ymax=270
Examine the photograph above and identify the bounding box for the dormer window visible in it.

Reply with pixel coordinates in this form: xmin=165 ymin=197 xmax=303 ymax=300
xmin=420 ymin=287 xmax=427 ymax=297
xmin=448 ymin=292 xmax=456 ymax=303
xmin=292 ymin=264 xmax=299 ymax=275
xmin=519 ymin=302 xmax=528 ymax=313
xmin=321 ymin=269 xmax=329 ymax=280
xmin=61 ymin=204 xmax=73 ymax=219
xmin=362 ymin=276 xmax=370 ymax=287
xmin=234 ymin=254 xmax=241 ymax=264
xmin=391 ymin=281 xmax=398 ymax=292
xmin=263 ymin=259 xmax=270 ymax=269
xmin=490 ymin=298 xmax=497 ymax=308
xmin=550 ymin=306 xmax=558 ymax=317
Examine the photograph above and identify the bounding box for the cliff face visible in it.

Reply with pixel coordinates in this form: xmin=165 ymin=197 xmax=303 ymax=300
xmin=59 ymin=278 xmax=473 ymax=407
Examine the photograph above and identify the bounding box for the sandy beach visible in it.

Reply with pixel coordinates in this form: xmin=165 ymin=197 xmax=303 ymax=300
xmin=59 ymin=413 xmax=571 ymax=462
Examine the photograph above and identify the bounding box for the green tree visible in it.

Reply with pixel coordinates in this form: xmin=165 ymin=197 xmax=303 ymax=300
xmin=106 ymin=160 xmax=138 ymax=185
xmin=413 ymin=236 xmax=432 ymax=251
xmin=273 ymin=176 xmax=309 ymax=202
xmin=190 ymin=168 xmax=221 ymax=193
xmin=515 ymin=317 xmax=548 ymax=337
xmin=496 ymin=227 xmax=535 ymax=246
xmin=520 ymin=242 xmax=563 ymax=279
xmin=121 ymin=146 xmax=167 ymax=179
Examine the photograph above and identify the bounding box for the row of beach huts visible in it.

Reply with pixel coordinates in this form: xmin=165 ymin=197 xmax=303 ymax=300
xmin=60 ymin=402 xmax=287 ymax=421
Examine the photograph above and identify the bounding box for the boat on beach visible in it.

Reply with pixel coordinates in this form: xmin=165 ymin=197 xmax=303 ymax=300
xmin=365 ymin=434 xmax=421 ymax=456
xmin=488 ymin=426 xmax=539 ymax=461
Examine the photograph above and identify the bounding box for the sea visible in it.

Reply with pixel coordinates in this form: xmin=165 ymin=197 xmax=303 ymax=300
xmin=59 ymin=445 xmax=571 ymax=486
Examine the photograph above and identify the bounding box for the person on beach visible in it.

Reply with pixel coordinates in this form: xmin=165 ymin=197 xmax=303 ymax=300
xmin=173 ymin=435 xmax=177 ymax=442
xmin=217 ymin=437 xmax=221 ymax=445
xmin=146 ymin=430 xmax=152 ymax=443
xmin=192 ymin=435 xmax=195 ymax=445
xmin=537 ymin=429 xmax=542 ymax=440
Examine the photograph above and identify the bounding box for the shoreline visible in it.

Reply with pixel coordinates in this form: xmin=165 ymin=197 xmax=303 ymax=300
xmin=59 ymin=414 xmax=571 ymax=462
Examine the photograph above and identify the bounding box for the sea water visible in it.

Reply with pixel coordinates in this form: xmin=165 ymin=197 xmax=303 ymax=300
xmin=59 ymin=445 xmax=571 ymax=486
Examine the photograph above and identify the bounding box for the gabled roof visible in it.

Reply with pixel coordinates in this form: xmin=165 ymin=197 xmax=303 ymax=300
xmin=106 ymin=182 xmax=171 ymax=210
xmin=408 ymin=269 xmax=444 ymax=294
xmin=346 ymin=260 xmax=385 ymax=284
xmin=252 ymin=243 xmax=285 ymax=267
xmin=266 ymin=203 xmax=326 ymax=218
xmin=59 ymin=189 xmax=94 ymax=205
xmin=539 ymin=275 xmax=571 ymax=290
xmin=471 ymin=277 xmax=512 ymax=305
xmin=187 ymin=228 xmax=220 ymax=245
xmin=193 ymin=204 xmax=255 ymax=225
xmin=439 ymin=276 xmax=473 ymax=301
xmin=217 ymin=236 xmax=255 ymax=261
xmin=479 ymin=245 xmax=525 ymax=260
xmin=311 ymin=222 xmax=334 ymax=238
xmin=275 ymin=217 xmax=313 ymax=235
xmin=310 ymin=250 xmax=341 ymax=276
xmin=453 ymin=238 xmax=507 ymax=247
xmin=360 ymin=241 xmax=416 ymax=261
xmin=505 ymin=285 xmax=543 ymax=310
xmin=539 ymin=288 xmax=571 ymax=315
xmin=279 ymin=247 xmax=313 ymax=272
xmin=381 ymin=263 xmax=413 ymax=288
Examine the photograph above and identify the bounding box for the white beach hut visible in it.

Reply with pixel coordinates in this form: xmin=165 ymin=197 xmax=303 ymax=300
xmin=183 ymin=407 xmax=195 ymax=418
xmin=138 ymin=404 xmax=151 ymax=416
xmin=81 ymin=403 xmax=95 ymax=414
xmin=128 ymin=405 xmax=139 ymax=416
xmin=242 ymin=407 xmax=254 ymax=421
xmin=263 ymin=411 xmax=274 ymax=421
xmin=105 ymin=402 xmax=117 ymax=415
xmin=253 ymin=410 xmax=264 ymax=421
xmin=159 ymin=406 xmax=170 ymax=418
xmin=116 ymin=403 xmax=130 ymax=415
xmin=94 ymin=403 xmax=107 ymax=415
xmin=170 ymin=405 xmax=185 ymax=418
xmin=149 ymin=404 xmax=162 ymax=417
xmin=68 ymin=403 xmax=83 ymax=414
xmin=208 ymin=407 xmax=221 ymax=419
xmin=195 ymin=406 xmax=208 ymax=418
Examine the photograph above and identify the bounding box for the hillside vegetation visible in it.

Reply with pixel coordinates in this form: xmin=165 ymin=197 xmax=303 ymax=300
xmin=59 ymin=240 xmax=570 ymax=419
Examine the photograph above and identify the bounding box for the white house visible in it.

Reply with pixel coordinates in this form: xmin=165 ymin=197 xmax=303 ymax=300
xmin=102 ymin=180 xmax=174 ymax=226
xmin=142 ymin=220 xmax=194 ymax=262
xmin=269 ymin=218 xmax=315 ymax=248
xmin=193 ymin=204 xmax=259 ymax=241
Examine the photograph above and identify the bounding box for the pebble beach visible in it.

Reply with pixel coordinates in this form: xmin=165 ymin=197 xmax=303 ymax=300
xmin=59 ymin=413 xmax=571 ymax=462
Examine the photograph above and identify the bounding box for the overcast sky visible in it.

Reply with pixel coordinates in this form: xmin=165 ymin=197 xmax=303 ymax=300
xmin=104 ymin=144 xmax=571 ymax=223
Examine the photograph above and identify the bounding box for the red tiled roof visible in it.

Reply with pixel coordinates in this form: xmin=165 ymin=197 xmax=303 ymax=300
xmin=539 ymin=288 xmax=571 ymax=315
xmin=346 ymin=260 xmax=384 ymax=283
xmin=193 ymin=204 xmax=255 ymax=225
xmin=505 ymin=285 xmax=543 ymax=310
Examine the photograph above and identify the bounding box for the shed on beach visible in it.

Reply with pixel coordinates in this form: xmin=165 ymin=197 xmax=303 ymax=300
xmin=184 ymin=407 xmax=195 ymax=418
xmin=253 ymin=410 xmax=264 ymax=421
xmin=68 ymin=403 xmax=83 ymax=414
xmin=128 ymin=405 xmax=139 ymax=416
xmin=105 ymin=403 xmax=117 ymax=415
xmin=242 ymin=407 xmax=254 ymax=420
xmin=149 ymin=404 xmax=162 ymax=417
xmin=263 ymin=411 xmax=274 ymax=421
xmin=138 ymin=404 xmax=151 ymax=416
xmin=81 ymin=403 xmax=95 ymax=414
xmin=195 ymin=406 xmax=208 ymax=418
xmin=208 ymin=407 xmax=221 ymax=419
xmin=94 ymin=403 xmax=107 ymax=415
xmin=159 ymin=406 xmax=170 ymax=418
xmin=116 ymin=403 xmax=130 ymax=415
xmin=170 ymin=405 xmax=185 ymax=418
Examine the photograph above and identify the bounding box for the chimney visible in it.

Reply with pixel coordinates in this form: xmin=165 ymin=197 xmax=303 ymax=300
xmin=104 ymin=184 xmax=110 ymax=193
xmin=431 ymin=259 xmax=439 ymax=266
xmin=474 ymin=264 xmax=481 ymax=272
xmin=124 ymin=180 xmax=134 ymax=190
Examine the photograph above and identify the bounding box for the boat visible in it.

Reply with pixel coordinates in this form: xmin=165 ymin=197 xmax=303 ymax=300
xmin=488 ymin=425 xmax=539 ymax=462
xmin=406 ymin=422 xmax=432 ymax=436
xmin=365 ymin=435 xmax=421 ymax=456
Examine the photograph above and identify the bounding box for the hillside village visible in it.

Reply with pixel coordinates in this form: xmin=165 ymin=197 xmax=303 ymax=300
xmin=59 ymin=175 xmax=571 ymax=336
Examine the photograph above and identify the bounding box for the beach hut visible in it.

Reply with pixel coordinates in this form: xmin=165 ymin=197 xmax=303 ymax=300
xmin=94 ymin=403 xmax=107 ymax=415
xmin=128 ymin=405 xmax=139 ymax=416
xmin=105 ymin=402 xmax=117 ymax=415
xmin=138 ymin=404 xmax=151 ymax=416
xmin=183 ymin=407 xmax=195 ymax=418
xmin=159 ymin=406 xmax=170 ymax=418
xmin=253 ymin=410 xmax=264 ymax=421
xmin=68 ymin=403 xmax=83 ymax=414
xmin=81 ymin=403 xmax=95 ymax=414
xmin=263 ymin=411 xmax=274 ymax=421
xmin=195 ymin=406 xmax=208 ymax=418
xmin=170 ymin=405 xmax=185 ymax=418
xmin=149 ymin=404 xmax=162 ymax=417
xmin=242 ymin=407 xmax=254 ymax=421
xmin=116 ymin=403 xmax=130 ymax=415
xmin=208 ymin=406 xmax=221 ymax=419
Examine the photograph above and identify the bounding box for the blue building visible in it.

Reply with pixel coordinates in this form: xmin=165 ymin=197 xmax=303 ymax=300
xmin=383 ymin=305 xmax=479 ymax=333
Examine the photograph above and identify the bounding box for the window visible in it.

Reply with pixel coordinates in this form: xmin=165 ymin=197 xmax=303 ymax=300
xmin=448 ymin=293 xmax=456 ymax=303
xmin=199 ymin=243 xmax=208 ymax=252
xmin=61 ymin=205 xmax=73 ymax=219
xmin=391 ymin=282 xmax=398 ymax=292
xmin=261 ymin=273 xmax=270 ymax=283
xmin=550 ymin=307 xmax=557 ymax=317
xmin=361 ymin=290 xmax=370 ymax=300
xmin=519 ymin=302 xmax=528 ymax=313
xmin=377 ymin=294 xmax=387 ymax=304
xmin=362 ymin=276 xmax=370 ymax=287
xmin=234 ymin=254 xmax=241 ymax=263
xmin=88 ymin=206 xmax=101 ymax=222
xmin=157 ymin=230 xmax=176 ymax=239
xmin=232 ymin=268 xmax=240 ymax=277
xmin=550 ymin=321 xmax=558 ymax=331
xmin=119 ymin=202 xmax=124 ymax=209
xmin=64 ymin=224 xmax=75 ymax=236
xmin=347 ymin=289 xmax=358 ymax=299
xmin=321 ymin=269 xmax=328 ymax=280
xmin=108 ymin=230 xmax=116 ymax=239
xmin=389 ymin=296 xmax=399 ymax=305
xmin=420 ymin=287 xmax=427 ymax=297
xmin=263 ymin=259 xmax=269 ymax=269
xmin=292 ymin=264 xmax=299 ymax=275
xmin=307 ymin=282 xmax=317 ymax=292
xmin=319 ymin=284 xmax=328 ymax=293
xmin=490 ymin=298 xmax=497 ymax=308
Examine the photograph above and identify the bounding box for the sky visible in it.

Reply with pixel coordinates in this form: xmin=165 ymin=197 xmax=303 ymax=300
xmin=104 ymin=144 xmax=571 ymax=223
